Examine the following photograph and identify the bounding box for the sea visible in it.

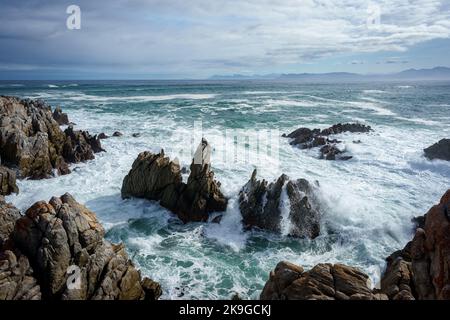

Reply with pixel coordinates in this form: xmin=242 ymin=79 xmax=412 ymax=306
xmin=1 ymin=80 xmax=449 ymax=299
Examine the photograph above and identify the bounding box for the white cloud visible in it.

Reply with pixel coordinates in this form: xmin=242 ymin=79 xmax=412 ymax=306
xmin=0 ymin=0 xmax=449 ymax=75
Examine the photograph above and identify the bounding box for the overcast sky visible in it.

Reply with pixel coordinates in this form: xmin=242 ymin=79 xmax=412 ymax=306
xmin=0 ymin=0 xmax=449 ymax=79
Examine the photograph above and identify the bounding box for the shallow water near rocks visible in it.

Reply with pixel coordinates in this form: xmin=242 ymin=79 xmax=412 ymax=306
xmin=2 ymin=80 xmax=450 ymax=299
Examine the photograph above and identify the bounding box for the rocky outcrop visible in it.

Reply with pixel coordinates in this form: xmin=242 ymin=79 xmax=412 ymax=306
xmin=283 ymin=123 xmax=372 ymax=161
xmin=122 ymin=139 xmax=227 ymax=223
xmin=260 ymin=261 xmax=387 ymax=300
xmin=239 ymin=170 xmax=320 ymax=239
xmin=63 ymin=126 xmax=105 ymax=163
xmin=0 ymin=166 xmax=18 ymax=195
xmin=0 ymin=96 xmax=104 ymax=179
xmin=52 ymin=107 xmax=69 ymax=125
xmin=0 ymin=194 xmax=161 ymax=300
xmin=261 ymin=189 xmax=450 ymax=300
xmin=424 ymin=139 xmax=450 ymax=161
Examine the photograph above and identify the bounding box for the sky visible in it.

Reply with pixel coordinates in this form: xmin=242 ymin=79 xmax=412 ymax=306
xmin=0 ymin=0 xmax=449 ymax=79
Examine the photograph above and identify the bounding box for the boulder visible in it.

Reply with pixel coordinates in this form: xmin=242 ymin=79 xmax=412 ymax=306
xmin=98 ymin=133 xmax=108 ymax=140
xmin=424 ymin=139 xmax=450 ymax=161
xmin=239 ymin=169 xmax=320 ymax=238
xmin=3 ymin=193 xmax=160 ymax=300
xmin=52 ymin=107 xmax=69 ymax=125
xmin=132 ymin=133 xmax=141 ymax=138
xmin=0 ymin=96 xmax=103 ymax=179
xmin=121 ymin=139 xmax=228 ymax=223
xmin=260 ymin=261 xmax=381 ymax=300
xmin=112 ymin=131 xmax=123 ymax=137
xmin=283 ymin=123 xmax=371 ymax=161
xmin=0 ymin=165 xmax=19 ymax=195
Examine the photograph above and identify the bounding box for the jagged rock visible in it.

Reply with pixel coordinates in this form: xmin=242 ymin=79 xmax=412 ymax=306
xmin=424 ymin=139 xmax=450 ymax=161
xmin=98 ymin=133 xmax=108 ymax=140
xmin=112 ymin=131 xmax=123 ymax=137
xmin=0 ymin=166 xmax=18 ymax=195
xmin=283 ymin=123 xmax=371 ymax=161
xmin=410 ymin=190 xmax=450 ymax=299
xmin=122 ymin=139 xmax=227 ymax=223
xmin=260 ymin=261 xmax=380 ymax=300
xmin=0 ymin=250 xmax=41 ymax=300
xmin=320 ymin=123 xmax=372 ymax=135
xmin=379 ymin=189 xmax=450 ymax=300
xmin=63 ymin=125 xmax=105 ymax=163
xmin=6 ymin=193 xmax=159 ymax=300
xmin=239 ymin=170 xmax=320 ymax=238
xmin=52 ymin=107 xmax=69 ymax=125
xmin=0 ymin=197 xmax=21 ymax=248
xmin=0 ymin=96 xmax=103 ymax=179
xmin=141 ymin=277 xmax=162 ymax=300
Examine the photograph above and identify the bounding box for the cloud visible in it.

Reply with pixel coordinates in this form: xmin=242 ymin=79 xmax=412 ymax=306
xmin=0 ymin=0 xmax=449 ymax=76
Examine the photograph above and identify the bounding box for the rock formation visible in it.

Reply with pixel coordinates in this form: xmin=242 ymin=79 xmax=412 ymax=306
xmin=0 ymin=194 xmax=161 ymax=300
xmin=52 ymin=107 xmax=69 ymax=125
xmin=0 ymin=96 xmax=104 ymax=179
xmin=424 ymin=138 xmax=450 ymax=161
xmin=260 ymin=261 xmax=387 ymax=300
xmin=260 ymin=189 xmax=450 ymax=300
xmin=239 ymin=170 xmax=320 ymax=239
xmin=283 ymin=123 xmax=372 ymax=160
xmin=121 ymin=138 xmax=227 ymax=223
xmin=0 ymin=166 xmax=18 ymax=195
xmin=381 ymin=189 xmax=450 ymax=300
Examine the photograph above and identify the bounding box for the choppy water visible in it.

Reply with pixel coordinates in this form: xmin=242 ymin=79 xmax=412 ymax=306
xmin=2 ymin=80 xmax=449 ymax=299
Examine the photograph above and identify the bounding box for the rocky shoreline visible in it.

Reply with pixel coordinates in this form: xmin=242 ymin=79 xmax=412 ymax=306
xmin=1 ymin=96 xmax=449 ymax=300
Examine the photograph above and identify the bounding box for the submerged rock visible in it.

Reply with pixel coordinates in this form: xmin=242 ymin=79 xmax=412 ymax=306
xmin=0 ymin=96 xmax=104 ymax=179
xmin=260 ymin=261 xmax=385 ymax=300
xmin=0 ymin=166 xmax=19 ymax=196
xmin=239 ymin=169 xmax=320 ymax=239
xmin=121 ymin=138 xmax=227 ymax=222
xmin=283 ymin=122 xmax=371 ymax=161
xmin=112 ymin=131 xmax=123 ymax=137
xmin=0 ymin=193 xmax=160 ymax=300
xmin=424 ymin=138 xmax=450 ymax=161
xmin=132 ymin=133 xmax=141 ymax=138
xmin=52 ymin=107 xmax=69 ymax=125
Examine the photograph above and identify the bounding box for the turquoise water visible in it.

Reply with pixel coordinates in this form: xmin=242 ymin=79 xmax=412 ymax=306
xmin=2 ymin=80 xmax=450 ymax=299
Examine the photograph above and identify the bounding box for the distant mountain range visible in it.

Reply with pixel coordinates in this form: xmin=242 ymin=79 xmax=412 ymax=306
xmin=209 ymin=67 xmax=450 ymax=81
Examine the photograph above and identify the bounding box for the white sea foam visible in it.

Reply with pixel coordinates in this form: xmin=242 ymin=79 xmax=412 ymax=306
xmin=4 ymin=84 xmax=449 ymax=299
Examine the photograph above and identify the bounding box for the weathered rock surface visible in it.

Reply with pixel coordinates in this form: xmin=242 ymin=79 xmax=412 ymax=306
xmin=0 ymin=194 xmax=160 ymax=300
xmin=424 ymin=139 xmax=450 ymax=161
xmin=0 ymin=250 xmax=41 ymax=300
xmin=0 ymin=196 xmax=21 ymax=248
xmin=283 ymin=123 xmax=372 ymax=161
xmin=52 ymin=107 xmax=69 ymax=125
xmin=63 ymin=125 xmax=105 ymax=163
xmin=0 ymin=165 xmax=19 ymax=195
xmin=260 ymin=261 xmax=386 ymax=300
xmin=239 ymin=169 xmax=320 ymax=238
xmin=0 ymin=96 xmax=104 ymax=179
xmin=122 ymin=139 xmax=227 ymax=223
